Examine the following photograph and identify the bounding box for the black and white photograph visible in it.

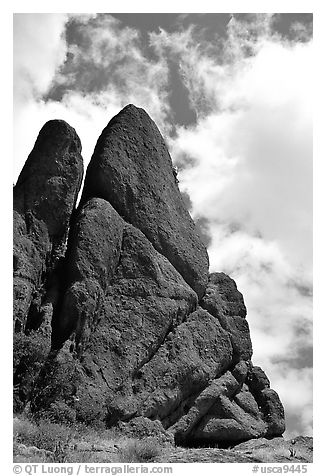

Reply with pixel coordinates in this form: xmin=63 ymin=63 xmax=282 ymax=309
xmin=10 ymin=4 xmax=315 ymax=470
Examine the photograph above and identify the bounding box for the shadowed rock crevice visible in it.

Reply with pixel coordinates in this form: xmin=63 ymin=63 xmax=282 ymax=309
xmin=51 ymin=197 xmax=125 ymax=350
xmin=13 ymin=105 xmax=285 ymax=447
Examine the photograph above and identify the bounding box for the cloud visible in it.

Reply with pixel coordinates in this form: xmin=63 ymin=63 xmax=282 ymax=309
xmin=13 ymin=14 xmax=171 ymax=180
xmin=289 ymin=20 xmax=313 ymax=42
xmin=13 ymin=14 xmax=69 ymax=179
xmin=271 ymin=367 xmax=313 ymax=438
xmin=160 ymin=18 xmax=312 ymax=273
xmin=13 ymin=14 xmax=69 ymax=102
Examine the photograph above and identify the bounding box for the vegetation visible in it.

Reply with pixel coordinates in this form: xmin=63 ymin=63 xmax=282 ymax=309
xmin=13 ymin=413 xmax=163 ymax=463
xmin=14 ymin=415 xmax=75 ymax=462
xmin=119 ymin=438 xmax=161 ymax=463
xmin=13 ymin=413 xmax=312 ymax=463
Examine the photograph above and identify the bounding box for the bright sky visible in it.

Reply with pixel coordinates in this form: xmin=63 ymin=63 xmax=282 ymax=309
xmin=13 ymin=12 xmax=312 ymax=438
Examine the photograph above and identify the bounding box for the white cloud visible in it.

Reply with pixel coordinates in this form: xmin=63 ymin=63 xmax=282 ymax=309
xmin=13 ymin=14 xmax=68 ymax=102
xmin=271 ymin=367 xmax=313 ymax=438
xmin=167 ymin=30 xmax=312 ymax=273
xmin=13 ymin=13 xmax=69 ymax=179
xmin=13 ymin=14 xmax=171 ymax=181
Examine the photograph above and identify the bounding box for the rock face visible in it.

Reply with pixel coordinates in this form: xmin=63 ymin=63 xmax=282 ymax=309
xmin=200 ymin=272 xmax=252 ymax=363
xmin=13 ymin=105 xmax=285 ymax=446
xmin=171 ymin=361 xmax=285 ymax=446
xmin=14 ymin=120 xmax=83 ymax=333
xmin=81 ymin=105 xmax=209 ymax=299
xmin=13 ymin=120 xmax=83 ymax=411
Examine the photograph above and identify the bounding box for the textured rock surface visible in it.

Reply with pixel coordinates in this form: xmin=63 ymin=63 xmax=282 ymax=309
xmin=106 ymin=308 xmax=233 ymax=426
xmin=170 ymin=362 xmax=284 ymax=445
xmin=14 ymin=106 xmax=286 ymax=448
xmin=13 ymin=120 xmax=83 ymax=411
xmin=116 ymin=417 xmax=174 ymax=446
xmin=247 ymin=366 xmax=285 ymax=437
xmin=32 ymin=199 xmax=199 ymax=423
xmin=13 ymin=119 xmax=83 ymax=331
xmin=81 ymin=104 xmax=209 ymax=298
xmin=52 ymin=197 xmax=125 ymax=348
xmin=200 ymin=272 xmax=252 ymax=362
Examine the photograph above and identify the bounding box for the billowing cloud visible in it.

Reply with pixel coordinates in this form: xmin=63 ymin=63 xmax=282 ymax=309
xmin=14 ymin=13 xmax=69 ymax=102
xmin=13 ymin=14 xmax=70 ymax=177
xmin=13 ymin=14 xmax=171 ymax=179
xmin=156 ymin=16 xmax=312 ymax=270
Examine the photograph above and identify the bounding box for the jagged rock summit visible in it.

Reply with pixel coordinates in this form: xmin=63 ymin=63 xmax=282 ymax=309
xmin=13 ymin=105 xmax=285 ymax=446
xmin=82 ymin=104 xmax=209 ymax=298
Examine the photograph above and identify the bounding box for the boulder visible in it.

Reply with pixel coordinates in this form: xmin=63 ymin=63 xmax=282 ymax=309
xmin=171 ymin=361 xmax=249 ymax=444
xmin=201 ymin=272 xmax=247 ymax=318
xmin=81 ymin=104 xmax=209 ymax=298
xmin=201 ymin=272 xmax=252 ymax=362
xmin=115 ymin=417 xmax=174 ymax=446
xmin=171 ymin=361 xmax=284 ymax=445
xmin=247 ymin=366 xmax=285 ymax=436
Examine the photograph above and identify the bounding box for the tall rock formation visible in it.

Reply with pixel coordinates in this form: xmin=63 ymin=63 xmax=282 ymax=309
xmin=13 ymin=120 xmax=84 ymax=410
xmin=81 ymin=105 xmax=209 ymax=299
xmin=13 ymin=105 xmax=285 ymax=445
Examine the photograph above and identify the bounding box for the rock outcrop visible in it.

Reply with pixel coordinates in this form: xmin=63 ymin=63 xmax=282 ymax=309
xmin=201 ymin=272 xmax=252 ymax=363
xmin=13 ymin=105 xmax=285 ymax=446
xmin=14 ymin=120 xmax=83 ymax=333
xmin=81 ymin=105 xmax=209 ymax=299
xmin=13 ymin=120 xmax=83 ymax=410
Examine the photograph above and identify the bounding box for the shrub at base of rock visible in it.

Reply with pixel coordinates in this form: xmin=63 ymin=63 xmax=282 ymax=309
xmin=115 ymin=417 xmax=174 ymax=446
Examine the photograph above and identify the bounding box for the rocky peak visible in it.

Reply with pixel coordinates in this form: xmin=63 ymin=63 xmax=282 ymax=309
xmin=13 ymin=105 xmax=285 ymax=446
xmin=13 ymin=120 xmax=83 ymax=333
xmin=81 ymin=104 xmax=209 ymax=299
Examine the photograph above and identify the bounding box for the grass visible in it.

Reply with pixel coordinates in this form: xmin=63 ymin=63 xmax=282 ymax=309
xmin=119 ymin=438 xmax=162 ymax=463
xmin=13 ymin=414 xmax=163 ymax=463
xmin=240 ymin=442 xmax=311 ymax=463
xmin=14 ymin=415 xmax=75 ymax=462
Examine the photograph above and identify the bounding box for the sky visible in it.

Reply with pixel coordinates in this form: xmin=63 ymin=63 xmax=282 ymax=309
xmin=13 ymin=12 xmax=313 ymax=438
